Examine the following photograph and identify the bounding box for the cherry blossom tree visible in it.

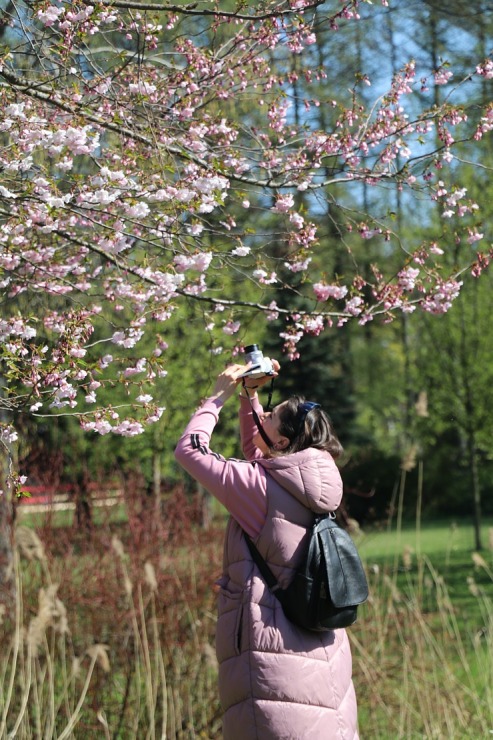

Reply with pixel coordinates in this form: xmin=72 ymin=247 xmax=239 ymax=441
xmin=0 ymin=0 xmax=492 ymax=477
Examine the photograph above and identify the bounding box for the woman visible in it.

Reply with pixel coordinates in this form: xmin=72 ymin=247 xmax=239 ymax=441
xmin=174 ymin=361 xmax=359 ymax=739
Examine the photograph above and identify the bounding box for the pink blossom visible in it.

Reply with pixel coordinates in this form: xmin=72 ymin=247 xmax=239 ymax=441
xmin=466 ymin=230 xmax=483 ymax=244
xmin=223 ymin=321 xmax=241 ymax=335
xmin=446 ymin=188 xmax=467 ymax=206
xmin=37 ymin=6 xmax=64 ymax=26
xmin=304 ymin=316 xmax=324 ymax=335
xmin=123 ymin=358 xmax=147 ymax=377
xmin=113 ymin=420 xmax=145 ymax=436
xmin=272 ymin=194 xmax=294 ymax=213
xmin=434 ymin=69 xmax=453 ymax=85
xmin=125 ymin=202 xmax=150 ymax=218
xmin=129 ymin=82 xmax=157 ymax=95
xmin=183 ymin=275 xmax=208 ymax=295
xmin=266 ymin=301 xmax=279 ymax=321
xmin=187 ymin=223 xmax=204 ymax=236
xmin=0 ymin=426 xmax=18 ymax=444
xmin=174 ymin=252 xmax=213 ymax=272
xmin=279 ymin=330 xmax=303 ymax=361
xmin=231 ymin=246 xmax=251 ymax=257
xmin=398 ymin=267 xmax=420 ymax=291
xmin=253 ymin=268 xmax=267 ymax=281
xmin=422 ymin=280 xmax=463 ymax=313
xmin=81 ymin=419 xmax=113 ymax=435
xmin=313 ymin=283 xmax=348 ymax=301
xmin=194 ymin=175 xmax=229 ymax=194
xmin=50 ymin=382 xmax=77 ymax=409
xmin=284 ymin=257 xmax=311 ymax=273
xmin=476 ymin=59 xmax=493 ymax=79
xmin=146 ymin=407 xmax=165 ymax=423
xmin=429 ymin=243 xmax=444 ymax=255
xmin=5 ymin=103 xmax=26 ymax=118
xmin=111 ymin=329 xmax=144 ymax=348
xmin=69 ymin=347 xmax=87 ymax=358
xmin=290 ymin=212 xmax=304 ymax=229
xmin=99 ymin=355 xmax=113 ymax=369
xmin=345 ymin=297 xmax=364 ymax=316
xmin=252 ymin=268 xmax=277 ymax=284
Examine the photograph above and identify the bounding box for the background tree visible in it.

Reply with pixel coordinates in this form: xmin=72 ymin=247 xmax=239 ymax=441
xmin=0 ymin=0 xmax=490 ymax=439
xmin=0 ymin=0 xmax=491 ymax=576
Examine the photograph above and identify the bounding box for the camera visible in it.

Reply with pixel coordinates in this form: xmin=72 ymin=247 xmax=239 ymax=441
xmin=242 ymin=344 xmax=274 ymax=379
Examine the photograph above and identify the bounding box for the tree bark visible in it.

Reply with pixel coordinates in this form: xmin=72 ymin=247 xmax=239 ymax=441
xmin=468 ymin=435 xmax=483 ymax=551
xmin=0 ymin=466 xmax=15 ymax=607
xmin=152 ymin=448 xmax=162 ymax=527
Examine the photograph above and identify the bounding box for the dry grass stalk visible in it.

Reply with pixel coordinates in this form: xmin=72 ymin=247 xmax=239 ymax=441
xmin=123 ymin=573 xmax=133 ymax=596
xmin=144 ymin=561 xmax=158 ymax=592
xmin=57 ymin=648 xmax=103 ymax=740
xmin=15 ymin=525 xmax=46 ymax=562
xmin=202 ymin=642 xmax=218 ymax=671
xmin=472 ymin=552 xmax=488 ymax=569
xmin=86 ymin=644 xmax=111 ymax=673
xmin=467 ymin=576 xmax=480 ymax=598
xmin=402 ymin=545 xmax=413 ymax=571
xmin=415 ymin=390 xmax=429 ymax=417
xmin=111 ymin=535 xmax=125 ymax=559
xmin=27 ymin=584 xmax=69 ymax=657
xmin=72 ymin=656 xmax=82 ymax=679
xmin=472 ymin=551 xmax=493 ymax=580
xmin=383 ymin=574 xmax=402 ymax=603
xmin=401 ymin=443 xmax=418 ymax=472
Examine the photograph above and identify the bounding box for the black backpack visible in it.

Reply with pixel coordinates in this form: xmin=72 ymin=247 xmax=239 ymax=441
xmin=245 ymin=514 xmax=369 ymax=632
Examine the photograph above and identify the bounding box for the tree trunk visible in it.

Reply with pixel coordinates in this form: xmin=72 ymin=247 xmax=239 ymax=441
xmin=0 ymin=376 xmax=16 ymax=605
xmin=74 ymin=470 xmax=93 ymax=534
xmin=468 ymin=436 xmax=483 ymax=551
xmin=198 ymin=482 xmax=212 ymax=530
xmin=0 ymin=464 xmax=15 ymax=607
xmin=152 ymin=449 xmax=162 ymax=525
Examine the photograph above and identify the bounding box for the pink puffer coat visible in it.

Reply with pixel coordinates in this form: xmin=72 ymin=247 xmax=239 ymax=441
xmin=175 ymin=395 xmax=359 ymax=740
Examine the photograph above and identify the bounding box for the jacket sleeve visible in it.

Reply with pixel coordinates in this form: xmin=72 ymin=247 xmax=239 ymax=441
xmin=174 ymin=397 xmax=268 ymax=537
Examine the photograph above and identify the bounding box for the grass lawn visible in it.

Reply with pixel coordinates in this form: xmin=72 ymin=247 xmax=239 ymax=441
xmin=357 ymin=516 xmax=493 ymax=632
xmin=8 ymin=509 xmax=493 ymax=738
xmin=348 ymin=518 xmax=493 ymax=738
xmin=357 ymin=516 xmax=493 ymax=559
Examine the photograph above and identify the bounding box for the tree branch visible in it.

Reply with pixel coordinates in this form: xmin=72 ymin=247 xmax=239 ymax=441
xmin=79 ymin=0 xmax=327 ymax=22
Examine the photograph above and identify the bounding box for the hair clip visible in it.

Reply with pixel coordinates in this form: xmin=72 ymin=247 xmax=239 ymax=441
xmin=299 ymin=402 xmax=320 ymax=415
xmin=295 ymin=401 xmax=321 ymax=436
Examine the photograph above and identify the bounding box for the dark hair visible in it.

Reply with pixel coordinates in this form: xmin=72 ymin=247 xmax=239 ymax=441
xmin=276 ymin=395 xmax=343 ymax=459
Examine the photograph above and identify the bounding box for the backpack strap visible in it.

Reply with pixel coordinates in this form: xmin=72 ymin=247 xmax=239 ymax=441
xmin=244 ymin=534 xmax=283 ymax=595
xmin=243 ymin=512 xmax=333 ymax=595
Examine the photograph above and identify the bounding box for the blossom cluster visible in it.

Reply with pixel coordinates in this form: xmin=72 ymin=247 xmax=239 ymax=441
xmin=0 ymin=0 xmax=489 ymax=435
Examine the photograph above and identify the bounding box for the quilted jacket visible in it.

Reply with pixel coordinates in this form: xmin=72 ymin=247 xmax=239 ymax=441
xmin=175 ymin=395 xmax=359 ymax=739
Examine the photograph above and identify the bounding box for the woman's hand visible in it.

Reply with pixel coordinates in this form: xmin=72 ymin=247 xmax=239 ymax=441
xmin=211 ymin=364 xmax=250 ymax=402
xmin=243 ymin=358 xmax=280 ymax=390
xmin=211 ymin=359 xmax=279 ymax=402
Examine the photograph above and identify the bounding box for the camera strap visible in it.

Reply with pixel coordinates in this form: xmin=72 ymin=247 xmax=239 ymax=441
xmin=241 ymin=378 xmax=275 ymax=449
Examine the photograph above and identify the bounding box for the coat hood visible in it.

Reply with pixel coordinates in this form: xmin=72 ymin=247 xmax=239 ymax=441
xmin=257 ymin=447 xmax=343 ymax=514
